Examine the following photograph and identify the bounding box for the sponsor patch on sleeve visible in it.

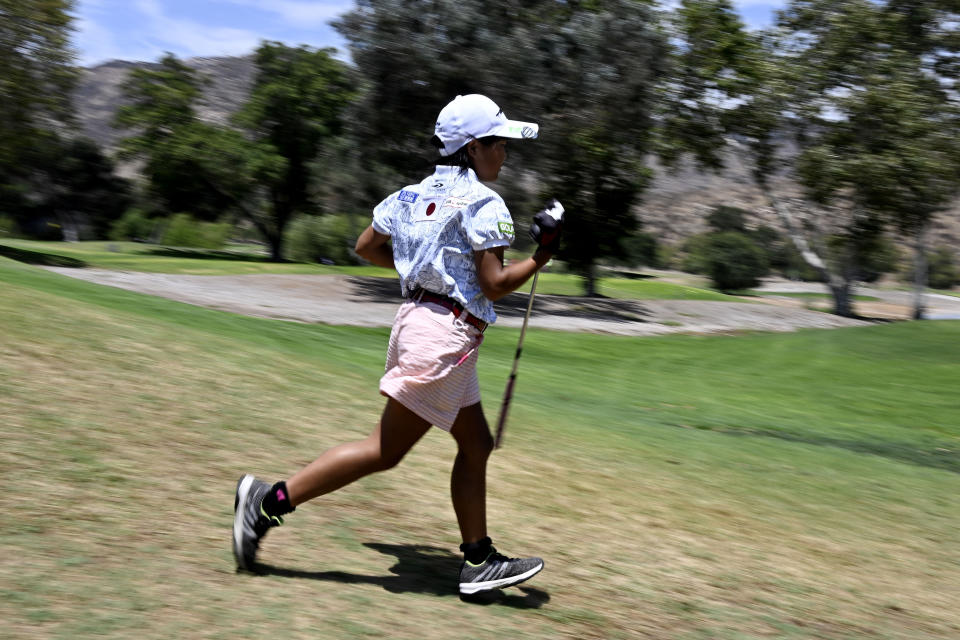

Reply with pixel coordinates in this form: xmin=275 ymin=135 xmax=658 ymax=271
xmin=498 ymin=221 xmax=515 ymax=235
xmin=397 ymin=190 xmax=419 ymax=203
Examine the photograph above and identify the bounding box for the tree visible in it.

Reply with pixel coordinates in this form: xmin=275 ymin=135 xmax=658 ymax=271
xmin=732 ymin=1 xmax=960 ymax=318
xmin=0 ymin=0 xmax=76 ymax=168
xmin=538 ymin=3 xmax=670 ymax=294
xmin=45 ymin=138 xmax=132 ymax=240
xmin=658 ymin=0 xmax=761 ymax=171
xmin=335 ymin=1 xmax=670 ymax=295
xmin=115 ymin=54 xmax=247 ymax=221
xmin=707 ymin=205 xmax=749 ymax=233
xmin=116 ymin=48 xmax=353 ymax=260
xmin=234 ymin=42 xmax=354 ymax=260
xmin=0 ymin=0 xmax=78 ymax=235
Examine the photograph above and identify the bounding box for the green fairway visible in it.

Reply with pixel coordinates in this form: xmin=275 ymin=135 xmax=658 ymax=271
xmin=0 ymin=239 xmax=738 ymax=301
xmin=2 ymin=256 xmax=959 ymax=639
xmin=0 ymin=238 xmax=392 ymax=276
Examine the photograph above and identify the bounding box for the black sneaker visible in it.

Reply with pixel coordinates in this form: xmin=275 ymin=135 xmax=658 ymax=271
xmin=232 ymin=474 xmax=283 ymax=571
xmin=458 ymin=550 xmax=544 ymax=595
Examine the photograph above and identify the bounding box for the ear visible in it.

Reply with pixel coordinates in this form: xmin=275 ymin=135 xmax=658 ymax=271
xmin=467 ymin=140 xmax=480 ymax=158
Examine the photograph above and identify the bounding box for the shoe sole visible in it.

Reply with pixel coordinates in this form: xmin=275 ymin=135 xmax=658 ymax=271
xmin=233 ymin=474 xmax=255 ymax=570
xmin=459 ymin=561 xmax=544 ymax=595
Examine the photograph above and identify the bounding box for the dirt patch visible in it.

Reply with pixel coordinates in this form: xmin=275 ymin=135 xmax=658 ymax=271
xmin=41 ymin=267 xmax=907 ymax=335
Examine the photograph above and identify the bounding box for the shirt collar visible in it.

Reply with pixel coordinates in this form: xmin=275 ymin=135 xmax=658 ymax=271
xmin=434 ymin=165 xmax=478 ymax=183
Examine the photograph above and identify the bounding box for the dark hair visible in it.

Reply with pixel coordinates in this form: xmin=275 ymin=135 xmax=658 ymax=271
xmin=431 ymin=135 xmax=504 ymax=171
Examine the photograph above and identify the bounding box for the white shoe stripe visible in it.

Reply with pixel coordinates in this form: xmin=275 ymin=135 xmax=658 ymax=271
xmin=459 ymin=562 xmax=543 ymax=595
xmin=233 ymin=474 xmax=254 ymax=568
xmin=476 ymin=560 xmax=502 ymax=582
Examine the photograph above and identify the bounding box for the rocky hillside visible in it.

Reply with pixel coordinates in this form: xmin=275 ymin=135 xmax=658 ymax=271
xmin=74 ymin=56 xmax=959 ymax=251
xmin=75 ymin=56 xmax=256 ymax=149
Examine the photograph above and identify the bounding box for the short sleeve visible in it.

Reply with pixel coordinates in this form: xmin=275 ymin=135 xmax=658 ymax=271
xmin=371 ymin=193 xmax=397 ymax=236
xmin=466 ymin=197 xmax=515 ymax=251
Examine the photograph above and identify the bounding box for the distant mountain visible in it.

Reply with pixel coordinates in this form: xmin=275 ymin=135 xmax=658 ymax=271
xmin=74 ymin=56 xmax=256 ymax=150
xmin=74 ymin=56 xmax=958 ymax=251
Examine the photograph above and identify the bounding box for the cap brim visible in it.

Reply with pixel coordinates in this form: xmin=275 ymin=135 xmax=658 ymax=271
xmin=492 ymin=120 xmax=539 ymax=140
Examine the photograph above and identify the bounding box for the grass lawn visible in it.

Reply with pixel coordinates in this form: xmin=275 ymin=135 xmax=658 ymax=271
xmin=2 ymin=256 xmax=959 ymax=639
xmin=0 ymin=239 xmax=389 ymax=276
xmin=0 ymin=239 xmax=738 ymax=302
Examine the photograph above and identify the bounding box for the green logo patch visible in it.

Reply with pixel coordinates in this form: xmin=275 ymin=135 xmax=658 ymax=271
xmin=498 ymin=221 xmax=515 ymax=235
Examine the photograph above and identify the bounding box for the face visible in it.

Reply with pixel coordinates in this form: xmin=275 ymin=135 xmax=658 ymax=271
xmin=469 ymin=139 xmax=507 ymax=182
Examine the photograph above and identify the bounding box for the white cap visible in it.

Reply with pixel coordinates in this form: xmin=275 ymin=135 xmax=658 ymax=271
xmin=434 ymin=94 xmax=539 ymax=156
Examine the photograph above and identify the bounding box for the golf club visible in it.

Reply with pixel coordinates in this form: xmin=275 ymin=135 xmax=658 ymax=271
xmin=494 ymin=200 xmax=563 ymax=449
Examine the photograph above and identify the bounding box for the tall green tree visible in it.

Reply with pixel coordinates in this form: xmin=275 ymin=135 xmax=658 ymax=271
xmin=0 ymin=0 xmax=76 ymax=168
xmin=115 ymin=54 xmax=246 ymax=221
xmin=234 ymin=42 xmax=354 ymax=261
xmin=733 ymin=0 xmax=960 ymax=318
xmin=336 ymin=0 xmax=670 ymax=295
xmin=45 ymin=138 xmax=132 ymax=240
xmin=658 ymin=0 xmax=760 ymax=170
xmin=529 ymin=2 xmax=669 ymax=294
xmin=116 ymin=48 xmax=353 ymax=260
xmin=0 ymin=0 xmax=78 ymax=233
xmin=794 ymin=50 xmax=960 ymax=317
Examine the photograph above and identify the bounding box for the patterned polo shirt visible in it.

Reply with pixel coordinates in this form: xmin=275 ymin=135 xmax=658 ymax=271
xmin=371 ymin=165 xmax=515 ymax=324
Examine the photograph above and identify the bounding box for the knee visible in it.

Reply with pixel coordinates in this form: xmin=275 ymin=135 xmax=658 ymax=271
xmin=459 ymin=430 xmax=494 ymax=463
xmin=374 ymin=449 xmax=407 ymax=472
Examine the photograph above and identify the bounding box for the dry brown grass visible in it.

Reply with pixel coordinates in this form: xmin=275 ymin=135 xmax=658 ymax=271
xmin=2 ymin=273 xmax=959 ymax=639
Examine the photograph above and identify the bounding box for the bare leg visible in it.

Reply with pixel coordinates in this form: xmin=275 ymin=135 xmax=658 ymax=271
xmin=449 ymin=403 xmax=494 ymax=544
xmin=285 ymin=397 xmax=431 ymax=506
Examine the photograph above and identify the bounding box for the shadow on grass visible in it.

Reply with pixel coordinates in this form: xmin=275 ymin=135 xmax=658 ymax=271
xmin=0 ymin=244 xmax=87 ymax=268
xmin=256 ymin=542 xmax=550 ymax=608
xmin=345 ymin=275 xmax=651 ymax=323
xmin=606 ymin=270 xmax=655 ymax=280
xmin=679 ymin=424 xmax=959 ymax=474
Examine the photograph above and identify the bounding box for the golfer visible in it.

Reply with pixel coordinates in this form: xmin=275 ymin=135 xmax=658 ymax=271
xmin=233 ymin=94 xmax=562 ymax=595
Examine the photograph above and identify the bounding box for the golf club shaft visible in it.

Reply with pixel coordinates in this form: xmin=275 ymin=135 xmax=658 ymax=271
xmin=494 ymin=270 xmax=539 ymax=449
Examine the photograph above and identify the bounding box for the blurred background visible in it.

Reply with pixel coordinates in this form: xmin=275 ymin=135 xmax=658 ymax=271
xmin=4 ymin=4 xmax=960 ymax=638
xmin=2 ymin=0 xmax=959 ymax=310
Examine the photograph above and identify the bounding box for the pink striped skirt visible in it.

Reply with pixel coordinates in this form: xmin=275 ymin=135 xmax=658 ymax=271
xmin=379 ymin=300 xmax=484 ymax=431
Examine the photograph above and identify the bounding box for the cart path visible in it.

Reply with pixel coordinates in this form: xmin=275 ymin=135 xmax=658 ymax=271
xmin=53 ymin=267 xmax=953 ymax=335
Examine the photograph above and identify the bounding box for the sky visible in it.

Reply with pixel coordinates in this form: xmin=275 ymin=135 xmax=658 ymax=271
xmin=73 ymin=0 xmax=788 ymax=67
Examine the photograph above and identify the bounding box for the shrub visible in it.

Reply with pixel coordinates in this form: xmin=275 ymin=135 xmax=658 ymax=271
xmin=0 ymin=215 xmax=17 ymax=238
xmin=109 ymin=208 xmax=155 ymax=242
xmin=680 ymin=233 xmax=713 ymax=274
xmin=928 ymin=247 xmax=958 ymax=289
xmin=856 ymin=236 xmax=899 ymax=284
xmin=707 ymin=205 xmax=749 ymax=233
xmin=284 ymin=214 xmax=359 ymax=265
xmin=655 ymin=242 xmax=680 ymax=270
xmin=161 ymin=213 xmax=231 ymax=249
xmin=704 ymin=232 xmax=770 ymax=291
xmin=614 ymin=231 xmax=660 ymax=268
